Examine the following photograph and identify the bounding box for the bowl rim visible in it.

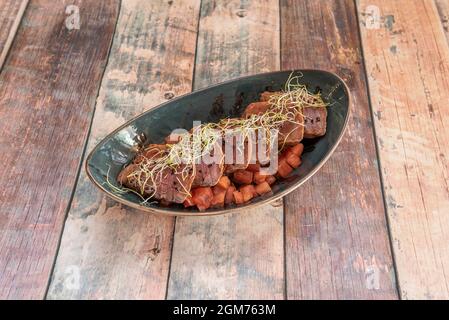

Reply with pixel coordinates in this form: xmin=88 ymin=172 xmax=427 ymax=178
xmin=85 ymin=69 xmax=351 ymax=216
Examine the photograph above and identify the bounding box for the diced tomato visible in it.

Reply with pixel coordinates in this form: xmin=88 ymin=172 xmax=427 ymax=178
xmin=211 ymin=190 xmax=226 ymax=208
xmin=232 ymin=170 xmax=253 ymax=185
xmin=225 ymin=185 xmax=236 ymax=204
xmin=212 ymin=185 xmax=225 ymax=195
xmin=233 ymin=191 xmax=244 ymax=204
xmin=240 ymin=185 xmax=256 ymax=202
xmin=285 ymin=152 xmax=301 ymax=168
xmin=216 ymin=176 xmax=231 ymax=190
xmin=290 ymin=143 xmax=304 ymax=156
xmin=277 ymin=158 xmax=294 ymax=178
xmin=253 ymin=171 xmax=266 ymax=184
xmin=191 ymin=187 xmax=214 ymax=211
xmin=255 ymin=181 xmax=272 ymax=195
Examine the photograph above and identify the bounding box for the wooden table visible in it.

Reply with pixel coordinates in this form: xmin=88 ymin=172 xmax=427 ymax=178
xmin=1 ymin=0 xmax=448 ymax=300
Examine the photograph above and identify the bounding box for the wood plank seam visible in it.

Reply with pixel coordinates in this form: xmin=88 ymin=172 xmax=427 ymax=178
xmin=0 ymin=0 xmax=29 ymax=71
xmin=353 ymin=0 xmax=402 ymax=299
xmin=190 ymin=0 xmax=204 ymax=92
xmin=43 ymin=0 xmax=123 ymax=300
xmin=164 ymin=218 xmax=177 ymax=300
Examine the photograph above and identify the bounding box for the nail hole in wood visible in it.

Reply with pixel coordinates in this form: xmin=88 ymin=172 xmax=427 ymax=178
xmin=235 ymin=9 xmax=247 ymax=18
xmin=164 ymin=92 xmax=175 ymax=100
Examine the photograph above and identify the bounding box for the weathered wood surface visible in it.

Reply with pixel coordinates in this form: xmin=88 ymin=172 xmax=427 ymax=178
xmin=0 ymin=0 xmax=28 ymax=68
xmin=0 ymin=0 xmax=119 ymax=299
xmin=47 ymin=0 xmax=200 ymax=299
xmin=281 ymin=0 xmax=398 ymax=299
xmin=167 ymin=0 xmax=284 ymax=300
xmin=358 ymin=0 xmax=449 ymax=299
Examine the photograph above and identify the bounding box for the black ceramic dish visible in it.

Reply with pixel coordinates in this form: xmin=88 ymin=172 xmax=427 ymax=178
xmin=86 ymin=70 xmax=350 ymax=216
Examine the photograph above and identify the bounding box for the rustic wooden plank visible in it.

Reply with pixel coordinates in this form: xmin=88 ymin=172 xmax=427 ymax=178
xmin=0 ymin=0 xmax=28 ymax=68
xmin=46 ymin=0 xmax=200 ymax=300
xmin=281 ymin=0 xmax=398 ymax=299
xmin=167 ymin=0 xmax=283 ymax=300
xmin=358 ymin=0 xmax=449 ymax=299
xmin=0 ymin=0 xmax=119 ymax=299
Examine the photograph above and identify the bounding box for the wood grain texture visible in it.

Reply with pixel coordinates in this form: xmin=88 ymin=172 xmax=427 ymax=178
xmin=281 ymin=0 xmax=398 ymax=299
xmin=358 ymin=0 xmax=449 ymax=299
xmin=0 ymin=0 xmax=28 ymax=68
xmin=167 ymin=0 xmax=283 ymax=300
xmin=47 ymin=0 xmax=200 ymax=300
xmin=0 ymin=0 xmax=119 ymax=299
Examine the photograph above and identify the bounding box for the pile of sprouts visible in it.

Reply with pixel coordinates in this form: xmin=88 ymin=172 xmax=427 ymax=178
xmin=108 ymin=72 xmax=328 ymax=204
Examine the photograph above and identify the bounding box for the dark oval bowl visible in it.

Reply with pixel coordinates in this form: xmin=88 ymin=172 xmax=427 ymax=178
xmin=86 ymin=70 xmax=350 ymax=216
